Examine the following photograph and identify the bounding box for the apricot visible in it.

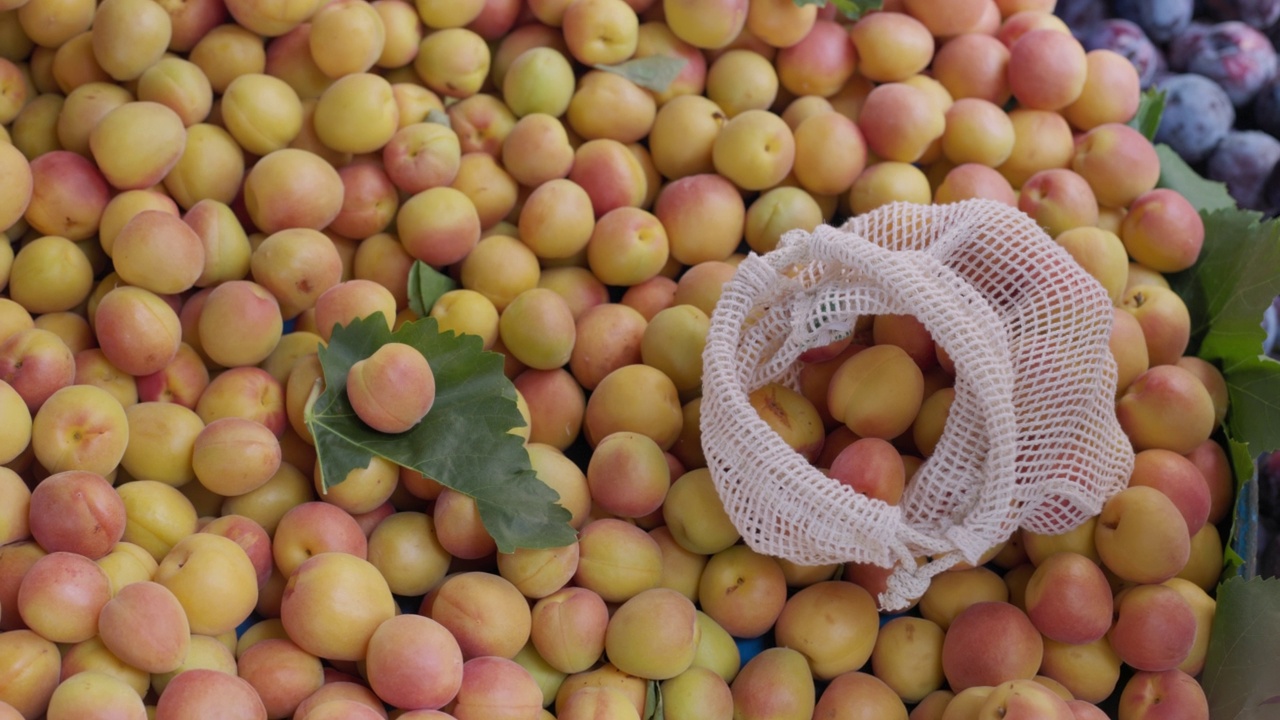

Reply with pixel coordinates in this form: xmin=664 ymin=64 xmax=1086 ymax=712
xmin=1116 ymin=365 xmax=1216 ymax=455
xmin=530 ymin=586 xmax=609 ymax=675
xmin=605 ymin=588 xmax=700 ymax=681
xmin=1107 ymin=584 xmax=1195 ymax=675
xmin=153 ymin=668 xmax=267 ymax=720
xmin=699 ymin=545 xmax=787 ymax=640
xmin=573 ymin=518 xmax=663 ymax=603
xmin=30 ymin=383 xmax=128 ymax=478
xmin=663 ymin=468 xmax=739 ymax=555
xmin=46 ymin=670 xmax=147 ymax=720
xmin=96 ymin=581 xmax=190 ymax=674
xmin=7 ymin=235 xmax=94 ymax=315
xmin=729 ymin=647 xmax=814 ymax=720
xmin=447 ymin=656 xmax=543 ymax=720
xmin=17 ymin=551 xmax=113 ymax=644
xmin=1024 ymin=551 xmax=1113 ymax=645
xmin=364 ymin=614 xmax=464 ymax=711
xmin=1095 ymin=486 xmax=1192 ymax=585
xmin=941 ymin=602 xmax=1044 ymax=691
xmin=870 ymin=616 xmax=945 ymax=703
xmin=89 ymin=101 xmax=187 ymax=190
xmin=828 ymin=344 xmax=925 ymax=440
xmin=0 ymin=629 xmax=60 ymax=720
xmin=344 ymin=342 xmax=436 ymax=434
xmin=281 ymin=552 xmax=397 ymax=662
xmin=773 ymin=581 xmax=880 ymax=681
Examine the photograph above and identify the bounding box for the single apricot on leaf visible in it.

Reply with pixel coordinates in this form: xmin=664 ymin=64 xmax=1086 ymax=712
xmin=346 ymin=342 xmax=436 ymax=434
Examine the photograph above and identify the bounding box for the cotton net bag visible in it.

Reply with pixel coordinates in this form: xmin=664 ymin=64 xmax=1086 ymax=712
xmin=700 ymin=199 xmax=1135 ymax=611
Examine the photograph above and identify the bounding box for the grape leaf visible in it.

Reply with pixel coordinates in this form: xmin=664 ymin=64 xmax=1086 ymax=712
xmin=1202 ymin=576 xmax=1280 ymax=719
xmin=792 ymin=0 xmax=884 ymax=19
xmin=1156 ymin=144 xmax=1236 ymax=213
xmin=594 ymin=56 xmax=688 ymax=94
xmin=1165 ymin=208 xmax=1280 ymax=454
xmin=407 ymin=260 xmax=457 ymax=318
xmin=304 ymin=313 xmax=576 ymax=553
xmin=1127 ymin=87 xmax=1166 ymax=141
xmin=1220 ymin=356 xmax=1280 ymax=457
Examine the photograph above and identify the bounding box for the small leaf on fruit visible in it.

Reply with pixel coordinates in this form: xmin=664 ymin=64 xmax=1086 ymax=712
xmin=1167 ymin=208 xmax=1280 ymax=454
xmin=1202 ymin=576 xmax=1280 ymax=719
xmin=407 ymin=260 xmax=457 ymax=318
xmin=1127 ymin=87 xmax=1166 ymax=141
xmin=594 ymin=56 xmax=687 ymax=93
xmin=304 ymin=314 xmax=576 ymax=553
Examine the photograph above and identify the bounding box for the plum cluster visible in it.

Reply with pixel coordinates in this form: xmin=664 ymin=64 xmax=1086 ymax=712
xmin=1058 ymin=0 xmax=1280 ymax=215
xmin=0 ymin=0 xmax=1246 ymax=718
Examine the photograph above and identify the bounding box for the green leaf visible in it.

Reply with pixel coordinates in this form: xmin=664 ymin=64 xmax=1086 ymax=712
xmin=1221 ymin=357 xmax=1280 ymax=455
xmin=426 ymin=108 xmax=452 ymax=128
xmin=1156 ymin=144 xmax=1236 ymax=213
xmin=1202 ymin=576 xmax=1280 ymax=719
xmin=594 ymin=56 xmax=688 ymax=94
xmin=644 ymin=680 xmax=663 ymax=720
xmin=1127 ymin=87 xmax=1166 ymax=141
xmin=407 ymin=260 xmax=457 ymax=318
xmin=304 ymin=314 xmax=576 ymax=553
xmin=1165 ymin=209 xmax=1280 ymax=453
xmin=792 ymin=0 xmax=883 ymax=19
xmin=1222 ymin=543 xmax=1247 ymax=580
xmin=1222 ymin=433 xmax=1257 ymax=581
xmin=1179 ymin=210 xmax=1280 ymax=362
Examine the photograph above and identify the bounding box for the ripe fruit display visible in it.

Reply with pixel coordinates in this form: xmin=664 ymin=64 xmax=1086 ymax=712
xmin=0 ymin=0 xmax=1277 ymax=719
xmin=1059 ymin=0 xmax=1280 ymax=215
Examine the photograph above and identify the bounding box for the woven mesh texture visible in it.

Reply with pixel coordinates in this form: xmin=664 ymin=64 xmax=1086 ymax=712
xmin=700 ymin=199 xmax=1135 ymax=610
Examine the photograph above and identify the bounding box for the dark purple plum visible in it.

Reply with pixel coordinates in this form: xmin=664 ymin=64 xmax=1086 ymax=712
xmin=1263 ymin=449 xmax=1280 ymax=529
xmin=1168 ymin=21 xmax=1216 ymax=71
xmin=1205 ymin=0 xmax=1280 ymax=30
xmin=1260 ymin=451 xmax=1280 ymax=578
xmin=1255 ymin=77 xmax=1280 ymax=137
xmin=1182 ymin=21 xmax=1279 ymax=106
xmin=1206 ymin=130 xmax=1280 ymax=210
xmin=1056 ymin=0 xmax=1109 ymax=32
xmin=1265 ymin=528 xmax=1280 ymax=580
xmin=1114 ymin=0 xmax=1195 ymax=42
xmin=1263 ymin=162 xmax=1280 ymax=215
xmin=1154 ymin=73 xmax=1237 ymax=163
xmin=1079 ymin=19 xmax=1167 ymax=88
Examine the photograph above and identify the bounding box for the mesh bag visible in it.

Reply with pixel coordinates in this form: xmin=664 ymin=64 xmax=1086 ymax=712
xmin=700 ymin=199 xmax=1135 ymax=611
